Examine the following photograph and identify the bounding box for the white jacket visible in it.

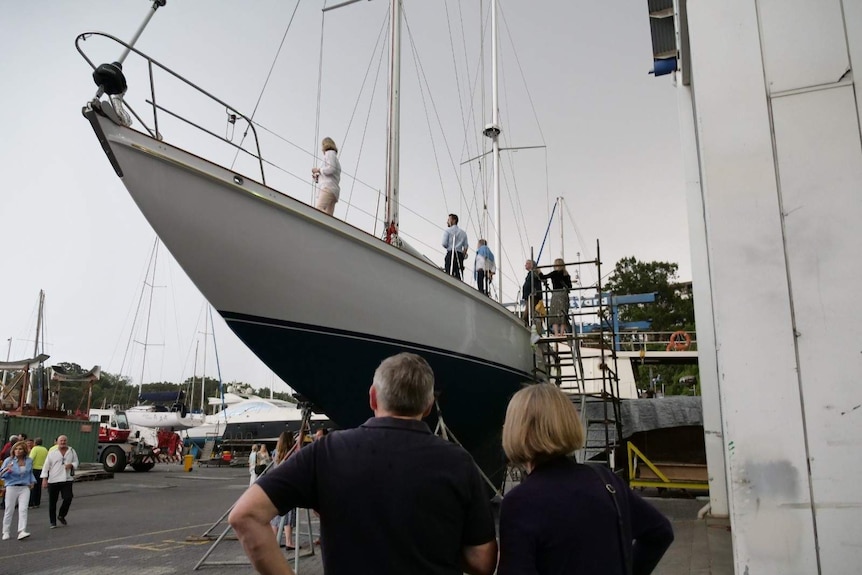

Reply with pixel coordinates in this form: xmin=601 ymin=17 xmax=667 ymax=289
xmin=318 ymin=150 xmax=341 ymax=199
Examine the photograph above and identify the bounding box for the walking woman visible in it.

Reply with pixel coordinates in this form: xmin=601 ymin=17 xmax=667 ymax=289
xmin=498 ymin=384 xmax=673 ymax=574
xmin=270 ymin=432 xmax=296 ymax=549
xmin=1 ymin=441 xmax=36 ymax=540
xmin=311 ymin=137 xmax=341 ymax=216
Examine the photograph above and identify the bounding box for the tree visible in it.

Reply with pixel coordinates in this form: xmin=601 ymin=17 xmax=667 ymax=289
xmin=604 ymin=257 xmax=697 ymax=395
xmin=603 ymin=257 xmax=694 ymax=332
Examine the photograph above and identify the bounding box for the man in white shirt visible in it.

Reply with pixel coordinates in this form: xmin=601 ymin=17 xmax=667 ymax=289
xmin=40 ymin=435 xmax=78 ymax=528
xmin=441 ymin=214 xmax=469 ymax=280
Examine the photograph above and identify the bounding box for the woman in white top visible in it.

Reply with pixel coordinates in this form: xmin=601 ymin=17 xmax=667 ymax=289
xmin=248 ymin=444 xmax=259 ymax=486
xmin=311 ymin=137 xmax=341 ymax=216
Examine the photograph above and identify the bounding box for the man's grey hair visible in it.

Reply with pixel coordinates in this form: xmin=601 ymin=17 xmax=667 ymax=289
xmin=372 ymin=353 xmax=435 ymax=416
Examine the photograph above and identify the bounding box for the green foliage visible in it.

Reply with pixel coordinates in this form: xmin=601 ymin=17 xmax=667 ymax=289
xmin=603 ymin=257 xmax=694 ymax=332
xmin=605 ymin=257 xmax=699 ymax=396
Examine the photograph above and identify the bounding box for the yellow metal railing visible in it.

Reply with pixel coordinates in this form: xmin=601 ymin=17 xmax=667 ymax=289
xmin=627 ymin=441 xmax=709 ymax=491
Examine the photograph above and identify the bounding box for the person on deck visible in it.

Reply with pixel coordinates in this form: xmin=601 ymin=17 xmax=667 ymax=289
xmin=474 ymin=239 xmax=496 ymax=296
xmin=498 ymin=384 xmax=673 ymax=575
xmin=229 ymin=352 xmax=498 ymax=575
xmin=442 ymin=214 xmax=469 ymax=280
xmin=522 ymin=259 xmax=544 ymax=328
xmin=312 ymin=137 xmax=342 ymax=216
xmin=541 ymin=258 xmax=573 ymax=336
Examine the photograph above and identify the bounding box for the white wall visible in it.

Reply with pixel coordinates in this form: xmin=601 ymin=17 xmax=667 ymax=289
xmin=682 ymin=0 xmax=862 ymax=572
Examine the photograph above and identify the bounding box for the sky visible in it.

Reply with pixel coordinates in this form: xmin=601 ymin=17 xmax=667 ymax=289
xmin=0 ymin=0 xmax=689 ymax=393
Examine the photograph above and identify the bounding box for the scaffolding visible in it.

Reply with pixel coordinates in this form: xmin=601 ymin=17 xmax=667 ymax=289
xmin=530 ymin=241 xmax=625 ymax=473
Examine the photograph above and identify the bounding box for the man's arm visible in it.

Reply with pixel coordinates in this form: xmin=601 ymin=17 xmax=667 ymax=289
xmin=462 ymin=540 xmax=498 ymax=575
xmin=229 ymin=485 xmax=296 ymax=575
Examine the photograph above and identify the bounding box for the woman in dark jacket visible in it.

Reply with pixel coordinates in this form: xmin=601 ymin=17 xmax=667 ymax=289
xmin=540 ymin=258 xmax=573 ymax=336
xmin=499 ymin=384 xmax=674 ymax=575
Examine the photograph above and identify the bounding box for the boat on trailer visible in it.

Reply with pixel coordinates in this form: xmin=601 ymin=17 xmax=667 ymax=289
xmin=78 ymin=1 xmax=536 ymax=486
xmin=186 ymin=393 xmax=330 ymax=447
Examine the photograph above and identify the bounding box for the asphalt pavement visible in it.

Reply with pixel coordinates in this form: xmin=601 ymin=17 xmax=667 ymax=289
xmin=1 ymin=464 xmax=731 ymax=575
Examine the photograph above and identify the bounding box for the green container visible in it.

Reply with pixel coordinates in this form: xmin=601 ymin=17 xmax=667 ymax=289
xmin=0 ymin=415 xmax=99 ymax=463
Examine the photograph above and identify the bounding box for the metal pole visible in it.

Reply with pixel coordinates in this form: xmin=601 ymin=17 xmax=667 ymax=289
xmin=117 ymin=0 xmax=167 ymax=65
xmin=558 ymin=196 xmax=564 ymax=260
xmin=1 ymin=337 xmax=11 ymax=389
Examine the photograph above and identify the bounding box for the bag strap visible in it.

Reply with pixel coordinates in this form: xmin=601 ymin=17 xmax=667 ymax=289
xmin=585 ymin=463 xmax=632 ymax=575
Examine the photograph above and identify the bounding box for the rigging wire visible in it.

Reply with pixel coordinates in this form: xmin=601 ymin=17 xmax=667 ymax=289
xmin=403 ymin=8 xmax=449 ymax=213
xmin=229 ymin=0 xmax=303 ymax=172
xmin=312 ymin=0 xmax=329 ymax=204
xmin=342 ymin=9 xmax=390 ymax=224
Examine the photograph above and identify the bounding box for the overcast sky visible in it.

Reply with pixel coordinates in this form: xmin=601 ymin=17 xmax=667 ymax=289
xmin=0 ymin=0 xmax=688 ymax=394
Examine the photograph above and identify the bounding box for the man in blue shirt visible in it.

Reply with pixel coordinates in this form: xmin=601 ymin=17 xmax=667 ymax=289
xmin=442 ymin=213 xmax=469 ymax=280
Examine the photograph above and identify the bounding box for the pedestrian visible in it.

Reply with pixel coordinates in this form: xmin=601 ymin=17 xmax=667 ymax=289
xmin=442 ymin=214 xmax=469 ymax=280
xmin=254 ymin=444 xmax=271 ymax=477
xmin=521 ymin=259 xmax=544 ymax=328
xmin=474 ymin=239 xmax=496 ymax=295
xmin=498 ymin=384 xmax=674 ymax=575
xmin=229 ymin=352 xmax=498 ymax=575
xmin=311 ymin=137 xmax=341 ymax=216
xmin=1 ymin=440 xmax=36 ymax=540
xmin=28 ymin=438 xmax=48 ymax=509
xmin=0 ymin=435 xmax=18 ymax=460
xmin=40 ymin=435 xmax=78 ymax=528
xmin=269 ymin=431 xmax=296 ymax=550
xmin=248 ymin=444 xmax=259 ymax=486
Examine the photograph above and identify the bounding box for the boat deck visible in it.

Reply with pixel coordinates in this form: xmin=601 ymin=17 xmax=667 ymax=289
xmin=3 ymin=465 xmax=731 ymax=575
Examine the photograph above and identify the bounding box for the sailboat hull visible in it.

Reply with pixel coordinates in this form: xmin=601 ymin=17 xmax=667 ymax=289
xmin=85 ymin=104 xmax=534 ymax=485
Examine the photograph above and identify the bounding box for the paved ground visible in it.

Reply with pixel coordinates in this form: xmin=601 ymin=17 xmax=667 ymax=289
xmin=2 ymin=464 xmax=733 ymax=574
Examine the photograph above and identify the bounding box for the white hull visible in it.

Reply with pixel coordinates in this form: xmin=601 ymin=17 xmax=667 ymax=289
xmin=86 ymin=102 xmax=534 ymax=482
xmin=187 ymin=397 xmax=329 ymax=444
xmin=125 ymin=407 xmax=204 ymax=430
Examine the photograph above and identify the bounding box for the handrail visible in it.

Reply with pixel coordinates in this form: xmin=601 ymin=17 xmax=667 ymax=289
xmin=75 ymin=31 xmax=266 ymax=184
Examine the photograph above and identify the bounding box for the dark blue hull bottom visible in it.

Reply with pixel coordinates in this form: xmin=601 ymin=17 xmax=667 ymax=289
xmin=222 ymin=311 xmax=532 ymax=487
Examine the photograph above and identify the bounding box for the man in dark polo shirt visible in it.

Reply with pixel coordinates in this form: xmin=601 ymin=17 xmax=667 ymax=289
xmin=229 ymin=352 xmax=498 ymax=575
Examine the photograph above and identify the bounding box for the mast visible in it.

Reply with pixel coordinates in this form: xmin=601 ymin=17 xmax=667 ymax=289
xmin=492 ymin=0 xmax=501 ymax=298
xmin=27 ymin=290 xmax=46 ymax=406
xmin=202 ymin=309 xmax=209 ymax=412
xmin=384 ymin=0 xmax=402 ymax=244
xmin=483 ymin=0 xmax=503 ymax=299
xmin=558 ymin=196 xmax=565 ymax=260
xmin=192 ymin=339 xmax=200 ymax=413
xmin=138 ymin=242 xmax=159 ymax=398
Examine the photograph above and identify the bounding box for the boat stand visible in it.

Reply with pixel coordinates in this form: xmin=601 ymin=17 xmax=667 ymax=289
xmin=191 ymin=403 xmax=318 ymax=571
xmin=433 ymin=399 xmax=503 ymax=500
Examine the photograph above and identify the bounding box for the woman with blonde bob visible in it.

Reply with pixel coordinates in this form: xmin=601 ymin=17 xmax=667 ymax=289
xmin=311 ymin=137 xmax=341 ymax=216
xmin=499 ymin=384 xmax=673 ymax=575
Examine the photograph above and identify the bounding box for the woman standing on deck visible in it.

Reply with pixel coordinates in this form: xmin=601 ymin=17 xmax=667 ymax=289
xmin=498 ymin=384 xmax=673 ymax=575
xmin=1 ymin=441 xmax=36 ymax=540
xmin=311 ymin=137 xmax=341 ymax=216
xmin=541 ymin=258 xmax=573 ymax=336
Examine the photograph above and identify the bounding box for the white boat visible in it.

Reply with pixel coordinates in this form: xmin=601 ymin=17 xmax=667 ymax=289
xmin=186 ymin=393 xmax=329 ymax=447
xmin=79 ymin=1 xmax=534 ymax=484
xmin=125 ymin=394 xmax=204 ymax=431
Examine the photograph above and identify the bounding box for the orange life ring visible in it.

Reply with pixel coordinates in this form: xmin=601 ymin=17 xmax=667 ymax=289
xmin=666 ymin=330 xmax=691 ymax=351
